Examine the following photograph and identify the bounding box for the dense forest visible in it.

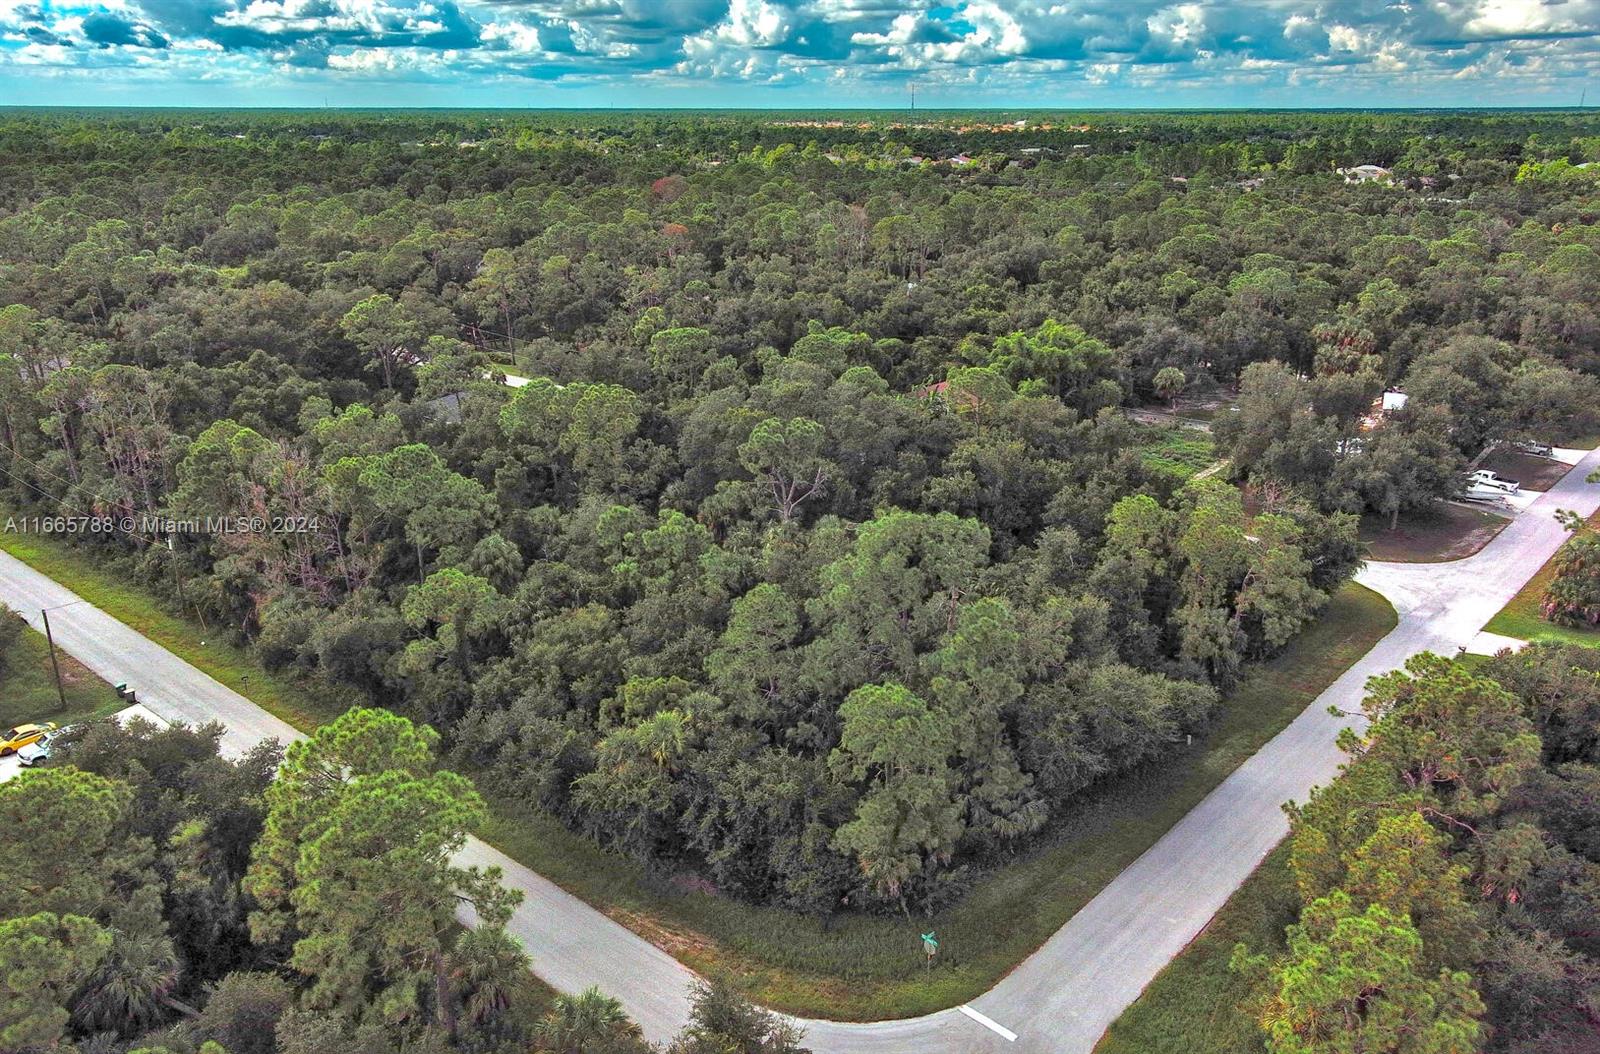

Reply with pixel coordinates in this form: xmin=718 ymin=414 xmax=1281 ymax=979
xmin=3 ymin=108 xmax=1600 ymax=929
xmin=0 ymin=703 xmax=808 ymax=1054
xmin=1237 ymin=643 xmax=1600 ymax=1054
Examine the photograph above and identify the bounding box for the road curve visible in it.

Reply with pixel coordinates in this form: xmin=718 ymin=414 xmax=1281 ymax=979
xmin=2 ymin=446 xmax=1596 ymax=1051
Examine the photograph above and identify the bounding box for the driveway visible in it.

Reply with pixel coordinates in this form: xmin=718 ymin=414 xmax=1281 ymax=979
xmin=0 ymin=703 xmax=170 ymax=784
xmin=2 ymin=444 xmax=1596 ymax=1052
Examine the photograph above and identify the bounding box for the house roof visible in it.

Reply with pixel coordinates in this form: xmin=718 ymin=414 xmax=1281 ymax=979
xmin=421 ymin=391 xmax=465 ymax=424
xmin=915 ymin=380 xmax=983 ymax=409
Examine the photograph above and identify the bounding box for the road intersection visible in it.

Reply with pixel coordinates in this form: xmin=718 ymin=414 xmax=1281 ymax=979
xmin=2 ymin=445 xmax=1596 ymax=1051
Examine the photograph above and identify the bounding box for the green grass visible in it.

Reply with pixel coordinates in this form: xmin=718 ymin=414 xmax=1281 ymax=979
xmin=504 ymin=966 xmax=559 ymax=1033
xmin=489 ymin=359 xmax=533 ymax=380
xmin=1554 ymin=429 xmax=1600 ymax=450
xmin=1096 ymin=844 xmax=1294 ymax=1054
xmin=1483 ymin=510 xmax=1600 ymax=648
xmin=0 ymin=614 xmax=123 ymax=730
xmin=0 ymin=524 xmax=1396 ymax=1020
xmin=1140 ymin=428 xmax=1218 ymax=480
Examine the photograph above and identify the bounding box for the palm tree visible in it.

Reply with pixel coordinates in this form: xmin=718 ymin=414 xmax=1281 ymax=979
xmin=449 ymin=926 xmax=528 ymax=1028
xmin=71 ymin=926 xmax=179 ymax=1035
xmin=534 ymin=986 xmax=642 ymax=1054
xmin=1153 ymin=366 xmax=1187 ymax=408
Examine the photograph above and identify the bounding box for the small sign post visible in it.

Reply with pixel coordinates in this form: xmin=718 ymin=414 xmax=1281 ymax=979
xmin=921 ymin=931 xmax=938 ymax=969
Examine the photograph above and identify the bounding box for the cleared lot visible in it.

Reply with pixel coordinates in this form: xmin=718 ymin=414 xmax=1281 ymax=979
xmin=1360 ymin=503 xmax=1511 ymax=562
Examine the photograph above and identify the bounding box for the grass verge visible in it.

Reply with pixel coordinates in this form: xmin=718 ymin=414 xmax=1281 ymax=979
xmin=0 ymin=525 xmax=1395 ymax=1020
xmin=1095 ymin=844 xmax=1294 ymax=1054
xmin=1483 ymin=509 xmax=1600 ymax=648
xmin=0 ymin=612 xmax=122 ymax=730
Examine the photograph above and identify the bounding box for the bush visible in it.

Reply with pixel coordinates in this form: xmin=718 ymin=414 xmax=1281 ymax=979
xmin=0 ymin=604 xmax=21 ymax=675
xmin=668 ymin=980 xmax=810 ymax=1054
xmin=1542 ymin=526 xmax=1600 ymax=626
xmin=194 ymin=971 xmax=292 ymax=1054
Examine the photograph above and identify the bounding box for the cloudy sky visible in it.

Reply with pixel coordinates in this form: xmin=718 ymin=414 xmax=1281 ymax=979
xmin=3 ymin=0 xmax=1600 ymax=108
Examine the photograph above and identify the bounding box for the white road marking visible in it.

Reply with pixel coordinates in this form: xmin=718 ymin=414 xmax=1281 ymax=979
xmin=959 ymin=1005 xmax=1017 ymax=1042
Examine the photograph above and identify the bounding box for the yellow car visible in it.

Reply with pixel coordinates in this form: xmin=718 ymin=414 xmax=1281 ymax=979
xmin=0 ymin=723 xmax=58 ymax=756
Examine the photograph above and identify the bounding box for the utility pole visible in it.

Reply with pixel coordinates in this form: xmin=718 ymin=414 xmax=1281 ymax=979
xmin=167 ymin=534 xmax=185 ymax=610
xmin=168 ymin=534 xmax=208 ymax=633
xmin=41 ymin=608 xmax=67 ymax=712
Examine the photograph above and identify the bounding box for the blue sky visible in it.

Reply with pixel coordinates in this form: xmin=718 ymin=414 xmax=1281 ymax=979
xmin=3 ymin=1 xmax=1600 ymax=108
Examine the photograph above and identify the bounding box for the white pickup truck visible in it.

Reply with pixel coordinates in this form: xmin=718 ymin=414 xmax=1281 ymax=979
xmin=1469 ymin=469 xmax=1520 ymax=494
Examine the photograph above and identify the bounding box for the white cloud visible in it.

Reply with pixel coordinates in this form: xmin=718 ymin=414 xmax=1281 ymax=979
xmin=1465 ymin=0 xmax=1560 ymax=37
xmin=1148 ymin=3 xmax=1205 ymax=46
xmin=13 ymin=41 xmax=74 ymax=64
xmin=481 ymin=19 xmax=540 ymax=52
xmin=568 ymin=18 xmax=635 ymax=57
xmin=850 ymin=12 xmax=918 ymax=47
xmin=326 ymin=46 xmax=396 ymax=68
xmin=716 ymin=0 xmax=792 ymax=48
xmin=6 ymin=0 xmax=1600 ymax=104
xmin=1327 ymin=24 xmax=1364 ymax=52
xmin=961 ymin=1 xmax=1027 ymax=56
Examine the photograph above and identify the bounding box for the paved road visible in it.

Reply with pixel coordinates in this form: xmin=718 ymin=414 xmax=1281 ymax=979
xmin=0 ymin=552 xmax=697 ymax=1045
xmin=2 ymin=446 xmax=1596 ymax=1052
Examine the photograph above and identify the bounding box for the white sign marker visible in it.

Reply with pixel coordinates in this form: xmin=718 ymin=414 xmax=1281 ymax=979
xmin=959 ymin=1005 xmax=1018 ymax=1042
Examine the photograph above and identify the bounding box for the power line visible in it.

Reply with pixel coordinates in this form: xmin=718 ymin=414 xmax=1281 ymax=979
xmin=0 ymin=460 xmax=83 ymax=517
xmin=0 ymin=447 xmax=215 ymax=633
xmin=1 ymin=444 xmax=94 ymax=504
xmin=0 ymin=444 xmax=172 ymax=550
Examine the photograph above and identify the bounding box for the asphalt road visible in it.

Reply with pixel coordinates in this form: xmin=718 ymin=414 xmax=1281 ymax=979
xmin=2 ymin=445 xmax=1595 ymax=1052
xmin=0 ymin=551 xmax=696 ymax=1045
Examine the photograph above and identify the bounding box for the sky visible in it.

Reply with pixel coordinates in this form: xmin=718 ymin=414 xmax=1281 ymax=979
xmin=3 ymin=0 xmax=1600 ymax=109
